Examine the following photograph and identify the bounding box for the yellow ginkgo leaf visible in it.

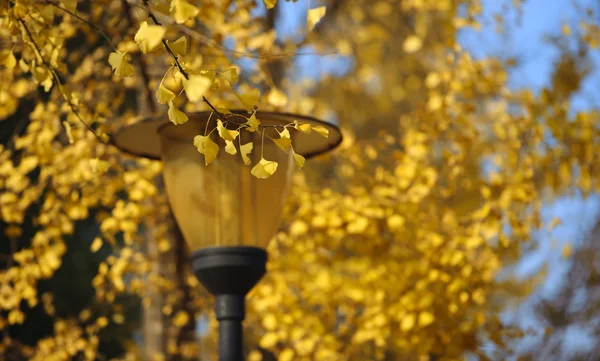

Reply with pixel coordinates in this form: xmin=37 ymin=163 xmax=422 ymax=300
xmin=183 ymin=74 xmax=212 ymax=102
xmin=272 ymin=128 xmax=291 ymax=151
xmin=90 ymin=237 xmax=103 ymax=252
xmin=1 ymin=50 xmax=16 ymax=68
xmin=170 ymin=0 xmax=199 ymax=24
xmin=236 ymin=88 xmax=260 ymax=112
xmin=400 ymin=313 xmax=416 ymax=331
xmin=311 ymin=125 xmax=329 ymax=138
xmin=134 ymin=21 xmax=165 ymax=54
xmin=263 ymin=0 xmax=277 ymax=9
xmin=217 ymin=119 xmax=239 ymax=141
xmin=168 ymin=101 xmax=188 ymax=125
xmin=193 ymin=135 xmax=219 ymax=165
xmin=251 ymin=158 xmax=278 ymax=179
xmin=61 ymin=0 xmax=77 ymax=12
xmin=267 ymin=87 xmax=288 ymax=107
xmin=169 ymin=36 xmax=188 ymax=56
xmin=403 ymin=35 xmax=423 ymax=53
xmin=225 ymin=140 xmax=237 ymax=155
xmin=562 ymin=243 xmax=573 ymax=258
xmin=294 ymin=120 xmax=311 ymax=134
xmin=272 ymin=137 xmax=291 ymax=151
xmin=245 ymin=113 xmax=261 ymax=132
xmin=173 ymin=311 xmax=189 ymax=327
xmin=278 ymin=349 xmax=294 ymax=361
xmin=220 ymin=68 xmax=238 ymax=84
xmin=307 ymin=6 xmax=326 ymax=31
xmin=108 ymin=52 xmax=134 ymax=77
xmin=292 ymin=149 xmax=305 ymax=169
xmin=156 ymin=82 xmax=175 ymax=104
xmin=418 ymin=311 xmax=435 ymax=327
xmin=279 ymin=127 xmax=290 ymax=139
xmin=240 ymin=142 xmax=253 ymax=166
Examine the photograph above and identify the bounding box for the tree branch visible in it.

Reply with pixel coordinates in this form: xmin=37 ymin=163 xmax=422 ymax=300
xmin=18 ymin=18 xmax=106 ymax=144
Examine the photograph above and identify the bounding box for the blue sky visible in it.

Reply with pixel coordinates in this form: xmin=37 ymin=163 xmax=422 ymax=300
xmin=458 ymin=0 xmax=600 ymax=357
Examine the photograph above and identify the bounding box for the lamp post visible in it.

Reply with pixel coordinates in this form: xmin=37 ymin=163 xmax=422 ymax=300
xmin=113 ymin=111 xmax=342 ymax=361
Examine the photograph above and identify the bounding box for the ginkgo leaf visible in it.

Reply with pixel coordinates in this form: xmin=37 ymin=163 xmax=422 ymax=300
xmin=418 ymin=311 xmax=435 ymax=327
xmin=1 ymin=50 xmax=16 ymax=68
xmin=200 ymin=70 xmax=217 ymax=85
xmin=183 ymin=74 xmax=212 ymax=102
xmin=272 ymin=128 xmax=291 ymax=151
xmin=279 ymin=349 xmax=294 ymax=361
xmin=90 ymin=237 xmax=102 ymax=252
xmin=60 ymin=0 xmax=77 ymax=12
xmin=245 ymin=113 xmax=261 ymax=132
xmin=236 ymin=88 xmax=260 ymax=112
xmin=307 ymin=6 xmax=326 ymax=31
xmin=292 ymin=149 xmax=305 ymax=169
xmin=403 ymin=35 xmax=423 ymax=53
xmin=108 ymin=52 xmax=134 ymax=77
xmin=216 ymin=107 xmax=232 ymax=114
xmin=400 ymin=313 xmax=416 ymax=331
xmin=220 ymin=68 xmax=238 ymax=84
xmin=294 ymin=120 xmax=311 ymax=134
xmin=562 ymin=243 xmax=573 ymax=258
xmin=272 ymin=136 xmax=291 ymax=151
xmin=217 ymin=119 xmax=239 ymax=141
xmin=251 ymin=158 xmax=278 ymax=179
xmin=168 ymin=101 xmax=188 ymax=125
xmin=279 ymin=127 xmax=290 ymax=139
xmin=311 ymin=125 xmax=329 ymax=138
xmin=193 ymin=135 xmax=219 ymax=165
xmin=169 ymin=36 xmax=188 ymax=56
xmin=170 ymin=0 xmax=199 ymax=24
xmin=267 ymin=87 xmax=288 ymax=107
xmin=134 ymin=21 xmax=165 ymax=54
xmin=263 ymin=0 xmax=277 ymax=9
xmin=225 ymin=140 xmax=237 ymax=155
xmin=240 ymin=142 xmax=253 ymax=165
xmin=156 ymin=82 xmax=175 ymax=104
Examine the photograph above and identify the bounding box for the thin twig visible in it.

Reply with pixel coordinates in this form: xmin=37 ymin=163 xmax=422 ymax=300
xmin=44 ymin=0 xmax=118 ymax=51
xmin=18 ymin=19 xmax=106 ymax=143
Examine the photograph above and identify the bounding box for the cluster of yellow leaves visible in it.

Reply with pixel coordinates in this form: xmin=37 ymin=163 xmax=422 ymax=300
xmin=2 ymin=0 xmax=600 ymax=360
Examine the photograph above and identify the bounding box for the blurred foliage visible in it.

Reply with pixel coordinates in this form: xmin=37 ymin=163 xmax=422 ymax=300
xmin=1 ymin=0 xmax=600 ymax=361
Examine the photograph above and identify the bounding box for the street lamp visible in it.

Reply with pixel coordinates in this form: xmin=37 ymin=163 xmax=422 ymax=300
xmin=113 ymin=111 xmax=342 ymax=361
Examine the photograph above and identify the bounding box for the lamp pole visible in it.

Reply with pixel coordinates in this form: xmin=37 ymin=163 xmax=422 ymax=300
xmin=192 ymin=247 xmax=268 ymax=361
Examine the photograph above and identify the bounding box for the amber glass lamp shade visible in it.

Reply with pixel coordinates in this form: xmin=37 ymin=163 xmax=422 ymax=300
xmin=112 ymin=111 xmax=342 ymax=252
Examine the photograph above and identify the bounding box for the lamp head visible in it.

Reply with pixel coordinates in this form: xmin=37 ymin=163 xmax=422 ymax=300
xmin=112 ymin=111 xmax=342 ymax=252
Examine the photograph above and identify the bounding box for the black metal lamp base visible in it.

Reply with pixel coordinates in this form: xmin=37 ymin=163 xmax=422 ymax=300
xmin=192 ymin=246 xmax=268 ymax=361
